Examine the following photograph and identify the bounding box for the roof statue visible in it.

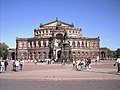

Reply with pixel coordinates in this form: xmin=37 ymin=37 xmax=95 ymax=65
xmin=56 ymin=20 xmax=62 ymax=29
xmin=56 ymin=17 xmax=58 ymax=21
xmin=39 ymin=23 xmax=42 ymax=28
xmin=34 ymin=28 xmax=36 ymax=31
xmin=71 ymin=23 xmax=74 ymax=27
xmin=57 ymin=21 xmax=62 ymax=26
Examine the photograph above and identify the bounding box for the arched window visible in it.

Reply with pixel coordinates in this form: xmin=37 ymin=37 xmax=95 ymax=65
xmin=43 ymin=52 xmax=46 ymax=59
xmin=48 ymin=40 xmax=52 ymax=48
xmin=86 ymin=42 xmax=87 ymax=47
xmin=30 ymin=52 xmax=32 ymax=60
xmin=73 ymin=31 xmax=74 ymax=34
xmin=78 ymin=52 xmax=80 ymax=55
xmin=36 ymin=32 xmax=38 ymax=35
xmin=82 ymin=41 xmax=84 ymax=47
xmin=78 ymin=52 xmax=80 ymax=58
xmin=34 ymin=52 xmax=36 ymax=59
xmin=77 ymin=41 xmax=80 ymax=47
xmin=101 ymin=51 xmax=106 ymax=59
xmin=30 ymin=42 xmax=32 ymax=48
xmin=43 ymin=41 xmax=46 ymax=47
xmin=38 ymin=52 xmax=41 ymax=59
xmin=73 ymin=52 xmax=76 ymax=55
xmin=82 ymin=52 xmax=85 ymax=56
xmin=69 ymin=31 xmax=71 ymax=33
xmin=93 ymin=43 xmax=95 ymax=48
xmin=72 ymin=41 xmax=75 ymax=48
xmin=34 ymin=41 xmax=36 ymax=48
xmin=38 ymin=41 xmax=41 ymax=47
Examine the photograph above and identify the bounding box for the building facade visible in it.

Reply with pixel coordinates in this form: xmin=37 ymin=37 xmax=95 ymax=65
xmin=13 ymin=19 xmax=101 ymax=62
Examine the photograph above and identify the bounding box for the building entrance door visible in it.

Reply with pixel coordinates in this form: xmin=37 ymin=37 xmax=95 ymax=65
xmin=11 ymin=52 xmax=15 ymax=60
xmin=57 ymin=50 xmax=62 ymax=61
xmin=101 ymin=51 xmax=106 ymax=60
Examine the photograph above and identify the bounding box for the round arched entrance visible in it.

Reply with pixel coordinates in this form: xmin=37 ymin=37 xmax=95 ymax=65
xmin=101 ymin=51 xmax=106 ymax=60
xmin=56 ymin=33 xmax=63 ymax=48
xmin=56 ymin=33 xmax=63 ymax=39
xmin=11 ymin=52 xmax=15 ymax=60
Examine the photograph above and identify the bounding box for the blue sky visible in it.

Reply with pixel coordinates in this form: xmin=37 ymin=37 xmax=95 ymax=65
xmin=0 ymin=0 xmax=120 ymax=50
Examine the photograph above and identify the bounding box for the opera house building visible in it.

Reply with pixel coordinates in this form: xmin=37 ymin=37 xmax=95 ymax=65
xmin=8 ymin=19 xmax=108 ymax=62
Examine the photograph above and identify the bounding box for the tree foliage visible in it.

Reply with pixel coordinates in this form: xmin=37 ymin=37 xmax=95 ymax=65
xmin=116 ymin=48 xmax=120 ymax=58
xmin=107 ymin=48 xmax=120 ymax=58
xmin=0 ymin=42 xmax=9 ymax=59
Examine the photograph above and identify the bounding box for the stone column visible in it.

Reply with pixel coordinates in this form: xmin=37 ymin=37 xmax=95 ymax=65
xmin=41 ymin=41 xmax=43 ymax=47
xmin=70 ymin=41 xmax=72 ymax=46
xmin=36 ymin=41 xmax=38 ymax=48
xmin=80 ymin=41 xmax=82 ymax=48
xmin=46 ymin=41 xmax=48 ymax=47
xmin=32 ymin=53 xmax=34 ymax=60
xmin=75 ymin=41 xmax=77 ymax=48
xmin=32 ymin=41 xmax=34 ymax=48
xmin=28 ymin=42 xmax=30 ymax=48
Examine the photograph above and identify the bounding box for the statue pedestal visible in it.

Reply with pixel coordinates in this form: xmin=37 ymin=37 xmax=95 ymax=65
xmin=61 ymin=42 xmax=72 ymax=62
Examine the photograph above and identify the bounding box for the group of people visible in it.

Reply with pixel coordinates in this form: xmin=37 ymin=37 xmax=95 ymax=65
xmin=73 ymin=58 xmax=92 ymax=70
xmin=0 ymin=56 xmax=120 ymax=74
xmin=0 ymin=59 xmax=24 ymax=73
xmin=0 ymin=60 xmax=8 ymax=73
xmin=12 ymin=60 xmax=23 ymax=72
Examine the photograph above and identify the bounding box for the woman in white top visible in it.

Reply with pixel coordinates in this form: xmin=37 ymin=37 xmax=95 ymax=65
xmin=15 ymin=60 xmax=20 ymax=71
xmin=0 ymin=60 xmax=5 ymax=73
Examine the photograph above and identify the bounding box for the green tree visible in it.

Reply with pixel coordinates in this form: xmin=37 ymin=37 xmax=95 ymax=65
xmin=116 ymin=48 xmax=120 ymax=58
xmin=107 ymin=49 xmax=115 ymax=58
xmin=0 ymin=42 xmax=9 ymax=59
xmin=107 ymin=48 xmax=120 ymax=58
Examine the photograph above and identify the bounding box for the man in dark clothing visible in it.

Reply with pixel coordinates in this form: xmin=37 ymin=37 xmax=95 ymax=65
xmin=4 ymin=60 xmax=8 ymax=71
xmin=19 ymin=61 xmax=23 ymax=71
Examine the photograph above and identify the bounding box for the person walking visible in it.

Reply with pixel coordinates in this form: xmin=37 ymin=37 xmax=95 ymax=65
xmin=80 ymin=59 xmax=86 ymax=69
xmin=73 ymin=60 xmax=76 ymax=67
xmin=12 ymin=60 xmax=16 ymax=71
xmin=34 ymin=59 xmax=37 ymax=65
xmin=114 ymin=56 xmax=120 ymax=73
xmin=19 ymin=60 xmax=23 ymax=71
xmin=85 ymin=59 xmax=89 ymax=69
xmin=0 ymin=60 xmax=5 ymax=73
xmin=4 ymin=60 xmax=8 ymax=71
xmin=15 ymin=60 xmax=20 ymax=72
xmin=88 ymin=58 xmax=92 ymax=69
